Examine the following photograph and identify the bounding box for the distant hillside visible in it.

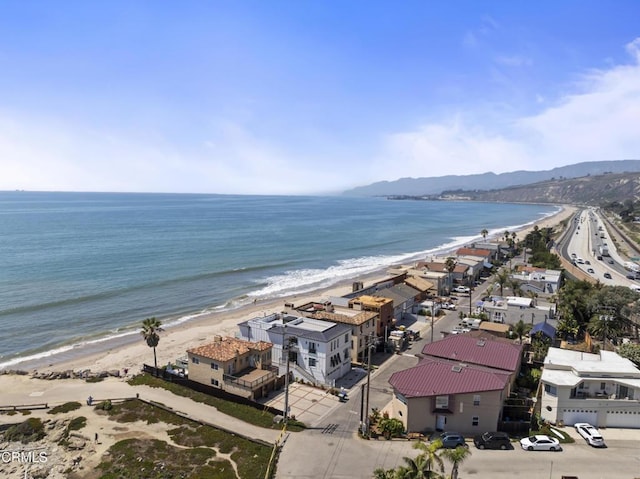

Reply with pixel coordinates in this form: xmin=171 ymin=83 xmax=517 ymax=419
xmin=444 ymin=172 xmax=640 ymax=206
xmin=343 ymin=160 xmax=640 ymax=196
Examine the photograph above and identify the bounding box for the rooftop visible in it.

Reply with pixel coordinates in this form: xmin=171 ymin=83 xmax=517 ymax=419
xmin=389 ymin=357 xmax=510 ymax=398
xmin=188 ymin=337 xmax=272 ymax=363
xmin=421 ymin=333 xmax=522 ymax=372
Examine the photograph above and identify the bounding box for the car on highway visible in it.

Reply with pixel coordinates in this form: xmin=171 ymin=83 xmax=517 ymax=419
xmin=587 ymin=268 xmax=595 ymax=274
xmin=434 ymin=431 xmax=467 ymax=448
xmin=574 ymin=423 xmax=605 ymax=448
xmin=608 ymin=259 xmax=615 ymax=264
xmin=473 ymin=431 xmax=511 ymax=450
xmin=520 ymin=435 xmax=561 ymax=451
xmin=603 ymin=272 xmax=612 ymax=279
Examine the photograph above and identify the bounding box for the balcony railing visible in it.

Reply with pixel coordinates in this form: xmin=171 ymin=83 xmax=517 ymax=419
xmin=223 ymin=365 xmax=278 ymax=391
xmin=570 ymin=391 xmax=635 ymax=400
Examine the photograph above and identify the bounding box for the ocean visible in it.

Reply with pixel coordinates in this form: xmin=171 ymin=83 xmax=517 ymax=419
xmin=0 ymin=191 xmax=559 ymax=369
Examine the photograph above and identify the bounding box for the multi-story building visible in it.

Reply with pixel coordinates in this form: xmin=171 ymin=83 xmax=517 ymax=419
xmin=540 ymin=347 xmax=640 ymax=428
xmin=187 ymin=336 xmax=276 ymax=400
xmin=237 ymin=313 xmax=352 ymax=386
xmin=348 ymin=295 xmax=394 ymax=337
xmin=388 ymin=333 xmax=523 ymax=434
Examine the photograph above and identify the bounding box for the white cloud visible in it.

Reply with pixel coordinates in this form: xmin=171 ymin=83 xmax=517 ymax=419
xmin=378 ymin=37 xmax=640 ymax=179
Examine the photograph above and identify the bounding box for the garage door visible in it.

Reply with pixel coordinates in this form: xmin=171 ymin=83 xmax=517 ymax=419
xmin=561 ymin=409 xmax=597 ymax=426
xmin=605 ymin=409 xmax=640 ymax=428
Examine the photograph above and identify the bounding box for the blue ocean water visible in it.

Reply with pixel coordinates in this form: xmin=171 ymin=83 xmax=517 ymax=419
xmin=0 ymin=191 xmax=559 ymax=368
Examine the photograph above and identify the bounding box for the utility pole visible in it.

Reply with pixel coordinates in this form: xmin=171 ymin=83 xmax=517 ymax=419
xmin=364 ymin=333 xmax=373 ymax=438
xmin=283 ymin=338 xmax=290 ymax=425
xmin=430 ymin=300 xmax=435 ymax=343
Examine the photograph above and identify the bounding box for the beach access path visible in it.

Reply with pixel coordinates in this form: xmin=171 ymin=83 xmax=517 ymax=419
xmin=0 ymin=374 xmax=282 ymax=446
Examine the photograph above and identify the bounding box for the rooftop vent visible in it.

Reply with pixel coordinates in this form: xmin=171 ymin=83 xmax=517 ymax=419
xmin=451 ymin=365 xmax=463 ymax=373
xmin=476 ymin=340 xmax=486 ymax=347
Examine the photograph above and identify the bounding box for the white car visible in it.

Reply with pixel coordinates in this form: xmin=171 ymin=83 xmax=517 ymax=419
xmin=574 ymin=423 xmax=605 ymax=447
xmin=520 ymin=435 xmax=561 ymax=451
xmin=454 ymin=286 xmax=470 ymax=294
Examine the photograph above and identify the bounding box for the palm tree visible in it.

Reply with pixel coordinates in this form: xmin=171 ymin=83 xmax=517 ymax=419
xmin=444 ymin=257 xmax=457 ymax=293
xmin=373 ymin=467 xmax=398 ymax=479
xmin=480 ymin=228 xmax=488 ymax=241
xmin=400 ymin=454 xmax=443 ymax=479
xmin=494 ymin=269 xmax=510 ymax=296
xmin=413 ymin=439 xmax=445 ymax=478
xmin=440 ymin=445 xmax=471 ymax=479
xmin=141 ymin=317 xmax=164 ymax=369
xmin=512 ymin=319 xmax=532 ymax=344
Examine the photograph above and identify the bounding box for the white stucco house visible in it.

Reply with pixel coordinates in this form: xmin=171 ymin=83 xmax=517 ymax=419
xmin=236 ymin=313 xmax=352 ymax=386
xmin=540 ymin=347 xmax=640 ymax=428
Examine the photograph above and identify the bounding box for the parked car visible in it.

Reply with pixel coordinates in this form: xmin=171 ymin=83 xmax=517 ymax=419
xmin=434 ymin=431 xmax=467 ymax=449
xmin=603 ymin=272 xmax=612 ymax=279
xmin=520 ymin=435 xmax=561 ymax=451
xmin=587 ymin=268 xmax=595 ymax=274
xmin=454 ymin=286 xmax=470 ymax=294
xmin=574 ymin=423 xmax=605 ymax=447
xmin=585 ymin=260 xmax=591 ymax=265
xmin=473 ymin=431 xmax=511 ymax=450
xmin=608 ymin=259 xmax=615 ymax=264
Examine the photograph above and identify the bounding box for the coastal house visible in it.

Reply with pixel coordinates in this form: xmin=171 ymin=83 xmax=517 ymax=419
xmin=415 ymin=260 xmax=470 ymax=292
xmin=237 ymin=313 xmax=352 ymax=386
xmin=373 ymin=283 xmax=422 ymax=322
xmin=539 ymin=347 xmax=640 ymax=428
xmin=284 ymin=300 xmax=378 ymax=364
xmin=387 ymin=333 xmax=523 ymax=434
xmin=511 ymin=266 xmax=563 ymax=294
xmin=187 ymin=336 xmax=276 ymax=400
xmin=347 ymin=295 xmax=394 ymax=338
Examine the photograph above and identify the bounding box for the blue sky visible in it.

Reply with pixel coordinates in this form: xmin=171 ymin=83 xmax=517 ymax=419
xmin=1 ymin=1 xmax=640 ymax=195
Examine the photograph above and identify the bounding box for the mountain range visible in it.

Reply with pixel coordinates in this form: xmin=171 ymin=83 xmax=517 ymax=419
xmin=343 ymin=160 xmax=640 ymax=197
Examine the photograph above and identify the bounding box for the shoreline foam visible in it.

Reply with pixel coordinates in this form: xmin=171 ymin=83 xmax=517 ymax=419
xmin=2 ymin=204 xmax=575 ymax=374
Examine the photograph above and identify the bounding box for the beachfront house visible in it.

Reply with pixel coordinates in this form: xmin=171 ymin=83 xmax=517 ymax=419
xmin=347 ymin=295 xmax=394 ymax=338
xmin=387 ymin=333 xmax=523 ymax=434
xmin=186 ymin=336 xmax=276 ymax=400
xmin=283 ymin=300 xmax=378 ymax=364
xmin=373 ymin=283 xmax=422 ymax=322
xmin=237 ymin=313 xmax=352 ymax=386
xmin=540 ymin=347 xmax=640 ymax=428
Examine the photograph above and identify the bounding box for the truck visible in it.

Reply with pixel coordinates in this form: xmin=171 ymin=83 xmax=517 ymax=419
xmin=624 ymin=261 xmax=640 ymax=273
xmin=598 ymin=244 xmax=609 ymax=256
xmin=460 ymin=317 xmax=482 ymax=330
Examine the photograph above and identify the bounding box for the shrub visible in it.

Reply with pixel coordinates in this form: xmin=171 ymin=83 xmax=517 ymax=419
xmin=4 ymin=418 xmax=45 ymax=444
xmin=48 ymin=401 xmax=82 ymax=415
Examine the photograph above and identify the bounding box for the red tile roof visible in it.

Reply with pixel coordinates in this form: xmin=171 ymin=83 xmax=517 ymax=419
xmin=389 ymin=358 xmax=510 ymax=398
xmin=188 ymin=337 xmax=272 ymax=362
xmin=421 ymin=334 xmax=522 ymax=372
xmin=456 ymin=247 xmax=491 ymax=257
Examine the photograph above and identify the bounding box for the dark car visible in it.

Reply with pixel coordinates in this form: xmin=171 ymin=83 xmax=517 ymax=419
xmin=473 ymin=431 xmax=511 ymax=450
xmin=604 ymin=272 xmax=612 ymax=279
xmin=434 ymin=431 xmax=467 ymax=448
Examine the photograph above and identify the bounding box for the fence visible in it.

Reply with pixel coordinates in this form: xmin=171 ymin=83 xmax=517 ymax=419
xmin=142 ymin=364 xmax=283 ymax=416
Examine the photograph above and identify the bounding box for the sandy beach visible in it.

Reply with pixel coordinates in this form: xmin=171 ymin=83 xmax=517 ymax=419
xmin=4 ymin=204 xmax=577 ymax=376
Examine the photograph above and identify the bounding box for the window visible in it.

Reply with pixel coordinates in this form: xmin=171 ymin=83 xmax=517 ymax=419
xmin=309 ymin=342 xmax=317 ymax=354
xmin=472 ymin=416 xmax=479 ymax=426
xmin=345 ymin=333 xmax=349 ymax=343
xmin=309 ymin=358 xmax=316 ymax=367
xmin=435 ymin=395 xmax=449 ymax=409
xmin=344 ymin=348 xmax=349 ymax=361
xmin=544 ymin=384 xmax=557 ymax=396
xmin=211 ymin=379 xmax=219 ymax=387
xmin=210 ymin=362 xmax=218 ymax=370
xmin=191 ymin=357 xmax=200 ymax=364
xmin=473 ymin=395 xmax=481 ymax=406
xmin=600 ymin=382 xmax=606 ymax=390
